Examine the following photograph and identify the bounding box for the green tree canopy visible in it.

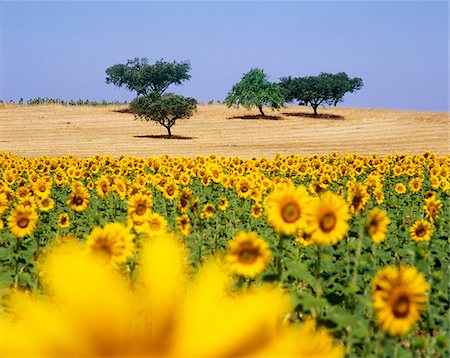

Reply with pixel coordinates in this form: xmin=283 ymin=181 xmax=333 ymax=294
xmin=105 ymin=58 xmax=191 ymax=97
xmin=130 ymin=93 xmax=197 ymax=137
xmin=279 ymin=72 xmax=363 ymax=116
xmin=225 ymin=68 xmax=285 ymax=116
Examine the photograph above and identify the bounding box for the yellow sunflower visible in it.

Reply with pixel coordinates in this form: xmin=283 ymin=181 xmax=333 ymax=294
xmin=308 ymin=192 xmax=350 ymax=245
xmin=0 ymin=191 xmax=10 ymax=215
xmin=7 ymin=205 xmax=39 ymax=238
xmin=86 ymin=222 xmax=135 ymax=267
xmin=264 ymin=184 xmax=311 ymax=236
xmin=36 ymin=196 xmax=55 ymax=212
xmin=250 ymin=202 xmax=263 ymax=219
xmin=95 ymin=176 xmax=111 ymax=199
xmin=58 ymin=213 xmax=70 ymax=228
xmin=409 ymin=177 xmax=423 ymax=193
xmin=177 ymin=187 xmax=192 ymax=213
xmin=409 ymin=220 xmax=433 ymax=242
xmin=32 ymin=177 xmax=52 ymax=198
xmin=145 ymin=212 xmax=168 ymax=235
xmin=423 ymin=196 xmax=442 ymax=221
xmin=128 ymin=192 xmax=153 ymax=221
xmin=226 ymin=231 xmax=271 ymax=277
xmin=177 ymin=214 xmax=191 ymax=237
xmin=112 ymin=178 xmax=128 ymax=200
xmin=235 ymin=177 xmax=254 ymax=199
xmin=218 ymin=197 xmax=229 ymax=211
xmin=372 ymin=265 xmax=429 ymax=336
xmin=163 ymin=181 xmax=179 ymax=201
xmin=67 ymin=185 xmax=90 ymax=212
xmin=295 ymin=228 xmax=314 ymax=247
xmin=347 ymin=182 xmax=370 ymax=215
xmin=395 ymin=183 xmax=407 ymax=194
xmin=200 ymin=203 xmax=215 ymax=219
xmin=366 ymin=207 xmax=390 ymax=244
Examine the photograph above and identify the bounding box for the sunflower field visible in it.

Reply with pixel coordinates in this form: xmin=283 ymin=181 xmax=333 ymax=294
xmin=0 ymin=151 xmax=448 ymax=357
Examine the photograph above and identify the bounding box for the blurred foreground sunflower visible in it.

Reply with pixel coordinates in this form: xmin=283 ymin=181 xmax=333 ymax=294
xmin=0 ymin=232 xmax=344 ymax=357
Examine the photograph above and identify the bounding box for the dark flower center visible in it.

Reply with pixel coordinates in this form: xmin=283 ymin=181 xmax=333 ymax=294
xmin=73 ymin=196 xmax=84 ymax=206
xmin=281 ymin=202 xmax=300 ymax=223
xmin=415 ymin=227 xmax=426 ymax=237
xmin=17 ymin=217 xmax=29 ymax=228
xmin=136 ymin=203 xmax=146 ymax=216
xmin=320 ymin=213 xmax=336 ymax=232
xmin=392 ymin=294 xmax=410 ymax=318
xmin=239 ymin=249 xmax=258 ymax=264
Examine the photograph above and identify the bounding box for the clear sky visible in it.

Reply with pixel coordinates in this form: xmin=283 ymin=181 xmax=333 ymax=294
xmin=1 ymin=1 xmax=448 ymax=111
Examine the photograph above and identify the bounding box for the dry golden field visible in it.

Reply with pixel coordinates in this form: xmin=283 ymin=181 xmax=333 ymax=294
xmin=0 ymin=103 xmax=448 ymax=159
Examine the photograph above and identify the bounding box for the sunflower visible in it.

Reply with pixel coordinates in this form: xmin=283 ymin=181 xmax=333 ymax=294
xmin=409 ymin=220 xmax=433 ymax=242
xmin=96 ymin=176 xmax=111 ymax=199
xmin=0 ymin=232 xmax=344 ymax=357
xmin=250 ymin=202 xmax=263 ymax=219
xmin=295 ymin=228 xmax=314 ymax=247
xmin=347 ymin=182 xmax=370 ymax=215
xmin=128 ymin=193 xmax=153 ymax=221
xmin=112 ymin=178 xmax=128 ymax=200
xmin=200 ymin=203 xmax=215 ymax=219
xmin=37 ymin=196 xmax=55 ymax=212
xmin=7 ymin=205 xmax=39 ymax=238
xmin=86 ymin=222 xmax=135 ymax=267
xmin=32 ymin=177 xmax=52 ymax=198
xmin=264 ymin=184 xmax=311 ymax=236
xmin=236 ymin=177 xmax=254 ymax=199
xmin=177 ymin=187 xmax=192 ymax=213
xmin=58 ymin=213 xmax=70 ymax=228
xmin=308 ymin=192 xmax=350 ymax=245
xmin=0 ymin=191 xmax=9 ymax=215
xmin=429 ymin=175 xmax=440 ymax=189
xmin=423 ymin=196 xmax=442 ymax=221
xmin=163 ymin=181 xmax=179 ymax=201
xmin=67 ymin=185 xmax=90 ymax=212
xmin=226 ymin=231 xmax=271 ymax=277
xmin=366 ymin=207 xmax=390 ymax=244
xmin=177 ymin=214 xmax=191 ymax=237
xmin=372 ymin=265 xmax=429 ymax=336
xmin=217 ymin=197 xmax=228 ymax=211
xmin=395 ymin=183 xmax=407 ymax=194
xmin=409 ymin=177 xmax=423 ymax=193
xmin=145 ymin=212 xmax=168 ymax=235
xmin=191 ymin=197 xmax=200 ymax=216
xmin=18 ymin=194 xmax=36 ymax=210
xmin=373 ymin=186 xmax=385 ymax=204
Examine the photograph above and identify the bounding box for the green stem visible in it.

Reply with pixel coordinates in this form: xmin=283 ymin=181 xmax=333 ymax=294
xmin=351 ymin=221 xmax=365 ymax=289
xmin=14 ymin=236 xmax=21 ymax=289
xmin=276 ymin=234 xmax=284 ymax=280
xmin=393 ymin=341 xmax=399 ymax=358
xmin=315 ymin=244 xmax=323 ymax=298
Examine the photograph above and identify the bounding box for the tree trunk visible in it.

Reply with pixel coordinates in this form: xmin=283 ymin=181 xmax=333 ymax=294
xmin=312 ymin=105 xmax=318 ymax=116
xmin=167 ymin=125 xmax=172 ymax=137
xmin=258 ymin=105 xmax=265 ymax=116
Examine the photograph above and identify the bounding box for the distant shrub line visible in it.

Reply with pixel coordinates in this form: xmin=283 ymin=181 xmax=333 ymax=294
xmin=0 ymin=97 xmax=128 ymax=106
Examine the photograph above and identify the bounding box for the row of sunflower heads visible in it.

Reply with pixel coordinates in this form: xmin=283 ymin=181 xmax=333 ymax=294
xmin=263 ymin=182 xmax=390 ymax=246
xmin=0 ymin=228 xmax=344 ymax=358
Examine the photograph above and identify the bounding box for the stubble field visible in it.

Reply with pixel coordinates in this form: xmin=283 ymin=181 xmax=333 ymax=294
xmin=0 ymin=103 xmax=448 ymax=158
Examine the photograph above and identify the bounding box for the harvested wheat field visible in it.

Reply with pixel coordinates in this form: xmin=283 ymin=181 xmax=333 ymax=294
xmin=0 ymin=103 xmax=448 ymax=159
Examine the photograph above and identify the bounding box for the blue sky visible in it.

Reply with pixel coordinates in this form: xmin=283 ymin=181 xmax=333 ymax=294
xmin=1 ymin=1 xmax=448 ymax=111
